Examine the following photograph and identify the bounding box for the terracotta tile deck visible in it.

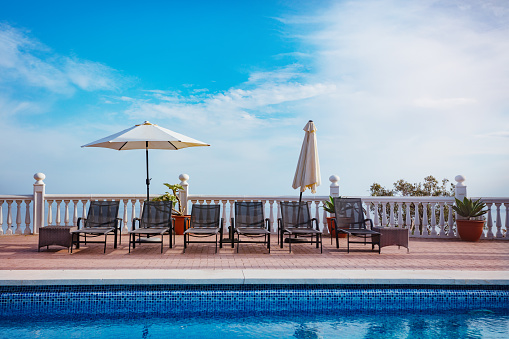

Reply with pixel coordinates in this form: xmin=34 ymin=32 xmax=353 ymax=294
xmin=0 ymin=234 xmax=507 ymax=271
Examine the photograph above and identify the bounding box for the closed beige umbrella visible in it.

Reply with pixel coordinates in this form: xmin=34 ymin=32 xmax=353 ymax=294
xmin=292 ymin=120 xmax=321 ymax=202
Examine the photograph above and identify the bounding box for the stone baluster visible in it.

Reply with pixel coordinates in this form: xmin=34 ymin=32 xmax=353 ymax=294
xmin=81 ymin=200 xmax=87 ymax=223
xmin=24 ymin=200 xmax=31 ymax=235
xmin=413 ymin=202 xmax=420 ymax=236
xmin=373 ymin=202 xmax=380 ymax=227
xmin=382 ymin=202 xmax=387 ymax=226
xmin=276 ymin=201 xmax=281 ymax=233
xmin=221 ymin=200 xmax=227 ymax=232
xmin=389 ymin=201 xmax=395 ymax=227
xmin=397 ymin=202 xmax=403 ymax=228
xmin=430 ymin=202 xmax=438 ymax=236
xmin=131 ymin=200 xmax=136 ymax=230
xmin=122 ymin=199 xmax=129 ymax=233
xmin=72 ymin=200 xmax=79 ymax=226
xmin=64 ymin=200 xmax=70 ymax=226
xmin=503 ymin=203 xmax=509 ymax=239
xmin=364 ymin=201 xmax=371 ymax=220
xmin=495 ymin=203 xmax=502 ymax=239
xmin=322 ymin=208 xmax=329 ymax=235
xmin=438 ymin=202 xmax=446 ymax=237
xmin=47 ymin=200 xmax=53 ymax=225
xmin=269 ymin=200 xmax=275 ymax=233
xmin=422 ymin=202 xmax=429 ymax=237
xmin=447 ymin=202 xmax=455 ymax=237
xmin=15 ymin=200 xmax=22 ymax=234
xmin=0 ymin=200 xmax=4 ymax=235
xmin=229 ymin=200 xmax=235 ymax=231
xmin=485 ymin=203 xmax=494 ymax=239
xmin=55 ymin=200 xmax=62 ymax=226
xmin=314 ymin=201 xmax=320 ymax=231
xmin=6 ymin=200 xmax=13 ymax=235
xmin=139 ymin=200 xmax=144 ymax=219
xmin=179 ymin=174 xmax=189 ymax=215
xmin=405 ymin=203 xmax=411 ymax=229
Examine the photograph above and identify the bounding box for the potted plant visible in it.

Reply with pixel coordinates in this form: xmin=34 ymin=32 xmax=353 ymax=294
xmin=153 ymin=183 xmax=189 ymax=235
xmin=323 ymin=196 xmax=346 ymax=238
xmin=452 ymin=197 xmax=487 ymax=241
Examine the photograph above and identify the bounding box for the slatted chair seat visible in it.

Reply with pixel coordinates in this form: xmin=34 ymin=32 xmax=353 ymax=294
xmin=129 ymin=201 xmax=174 ymax=253
xmin=71 ymin=201 xmax=121 ymax=253
xmin=278 ymin=201 xmax=322 ymax=253
xmin=333 ymin=197 xmax=380 ymax=253
xmin=231 ymin=202 xmax=270 ymax=253
xmin=183 ymin=204 xmax=223 ymax=253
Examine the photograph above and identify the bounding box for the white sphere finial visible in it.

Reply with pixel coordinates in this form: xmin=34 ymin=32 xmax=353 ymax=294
xmin=179 ymin=173 xmax=189 ymax=182
xmin=329 ymin=175 xmax=340 ymax=187
xmin=34 ymin=173 xmax=46 ymax=184
xmin=455 ymin=175 xmax=466 ymax=187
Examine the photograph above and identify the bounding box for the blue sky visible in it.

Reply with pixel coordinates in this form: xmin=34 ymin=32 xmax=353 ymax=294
xmin=1 ymin=0 xmax=508 ymax=198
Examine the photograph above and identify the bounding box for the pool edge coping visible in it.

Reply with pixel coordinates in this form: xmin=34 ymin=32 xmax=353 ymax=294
xmin=1 ymin=269 xmax=508 ymax=286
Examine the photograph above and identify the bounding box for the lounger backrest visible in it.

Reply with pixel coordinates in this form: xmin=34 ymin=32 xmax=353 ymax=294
xmin=333 ymin=198 xmax=366 ymax=230
xmin=280 ymin=201 xmax=312 ymax=228
xmin=190 ymin=204 xmax=220 ymax=228
xmin=140 ymin=201 xmax=173 ymax=229
xmin=234 ymin=202 xmax=265 ymax=229
xmin=86 ymin=201 xmax=120 ymax=229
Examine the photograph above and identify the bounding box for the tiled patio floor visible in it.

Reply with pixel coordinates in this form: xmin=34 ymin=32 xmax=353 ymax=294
xmin=0 ymin=235 xmax=507 ymax=271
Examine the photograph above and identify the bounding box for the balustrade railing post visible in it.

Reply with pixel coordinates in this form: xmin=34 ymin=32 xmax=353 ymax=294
xmin=329 ymin=175 xmax=340 ymax=197
xmin=179 ymin=174 xmax=189 ymax=215
xmin=32 ymin=173 xmax=46 ymax=234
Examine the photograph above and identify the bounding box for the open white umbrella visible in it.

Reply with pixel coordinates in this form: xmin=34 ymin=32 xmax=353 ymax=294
xmin=292 ymin=120 xmax=321 ymax=204
xmin=82 ymin=121 xmax=209 ymax=201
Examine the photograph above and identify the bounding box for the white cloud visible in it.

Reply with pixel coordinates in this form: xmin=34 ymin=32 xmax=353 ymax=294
xmin=0 ymin=24 xmax=121 ymax=96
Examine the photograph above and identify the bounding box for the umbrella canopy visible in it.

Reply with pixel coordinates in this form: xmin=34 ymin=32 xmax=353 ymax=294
xmin=292 ymin=120 xmax=321 ymax=199
xmin=82 ymin=121 xmax=209 ymax=201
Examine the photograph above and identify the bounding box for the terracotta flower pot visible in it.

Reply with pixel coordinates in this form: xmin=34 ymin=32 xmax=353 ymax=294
xmin=456 ymin=220 xmax=485 ymax=242
xmin=172 ymin=215 xmax=190 ymax=235
xmin=326 ymin=217 xmax=347 ymax=238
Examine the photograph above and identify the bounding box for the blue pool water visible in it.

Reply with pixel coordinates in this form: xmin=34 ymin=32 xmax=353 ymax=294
xmin=1 ymin=284 xmax=508 ymax=338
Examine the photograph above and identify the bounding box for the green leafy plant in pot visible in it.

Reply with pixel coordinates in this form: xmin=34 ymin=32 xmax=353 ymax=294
xmin=153 ymin=183 xmax=188 ymax=234
xmin=452 ymin=197 xmax=487 ymax=241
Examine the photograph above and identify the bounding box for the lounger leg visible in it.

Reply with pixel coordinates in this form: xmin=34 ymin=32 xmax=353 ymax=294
xmin=268 ymin=233 xmax=270 ymax=253
xmin=104 ymin=235 xmax=107 ymax=253
xmin=280 ymin=231 xmax=284 ymax=249
xmin=316 ymin=234 xmax=319 ymax=248
xmin=289 ymin=234 xmax=292 ymax=253
xmin=114 ymin=229 xmax=118 ymax=249
xmin=215 ymin=234 xmax=218 ymax=253
xmin=129 ymin=233 xmax=132 ymax=253
xmin=347 ymin=234 xmax=350 ymax=253
xmin=335 ymin=229 xmax=339 ymax=249
xmin=219 ymin=228 xmax=223 ymax=249
xmin=183 ymin=234 xmax=187 ymax=253
xmin=236 ymin=233 xmax=240 ymax=253
xmin=320 ymin=234 xmax=323 ymax=253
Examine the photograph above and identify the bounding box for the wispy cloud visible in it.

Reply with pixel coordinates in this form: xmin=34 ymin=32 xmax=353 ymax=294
xmin=0 ymin=24 xmax=122 ymax=96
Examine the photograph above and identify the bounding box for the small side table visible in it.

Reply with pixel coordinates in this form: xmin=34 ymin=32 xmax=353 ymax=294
xmin=373 ymin=227 xmax=409 ymax=253
xmin=38 ymin=226 xmax=75 ymax=252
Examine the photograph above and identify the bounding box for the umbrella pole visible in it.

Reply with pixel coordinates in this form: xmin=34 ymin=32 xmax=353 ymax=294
xmin=146 ymin=141 xmax=150 ymax=202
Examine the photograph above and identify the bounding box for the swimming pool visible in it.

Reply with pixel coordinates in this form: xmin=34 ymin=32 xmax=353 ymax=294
xmin=1 ymin=284 xmax=508 ymax=338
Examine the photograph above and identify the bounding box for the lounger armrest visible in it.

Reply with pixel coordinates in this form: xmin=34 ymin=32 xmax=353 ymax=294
xmin=311 ymin=217 xmax=319 ymax=230
xmin=77 ymin=217 xmax=86 ymax=230
xmin=364 ymin=218 xmax=374 ymax=229
xmin=132 ymin=217 xmax=140 ymax=231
